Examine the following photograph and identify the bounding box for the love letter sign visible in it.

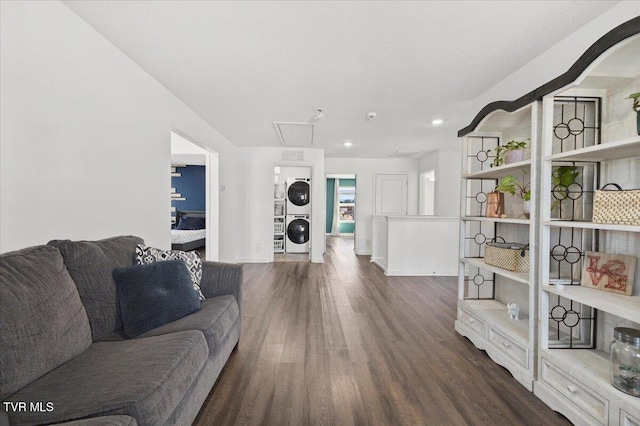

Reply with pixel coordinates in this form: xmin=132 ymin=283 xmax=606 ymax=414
xmin=581 ymin=251 xmax=636 ymax=296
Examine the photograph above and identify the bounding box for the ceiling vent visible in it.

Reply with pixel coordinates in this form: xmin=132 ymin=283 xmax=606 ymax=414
xmin=282 ymin=151 xmax=305 ymax=162
xmin=273 ymin=122 xmax=315 ymax=146
xmin=389 ymin=151 xmax=424 ymax=158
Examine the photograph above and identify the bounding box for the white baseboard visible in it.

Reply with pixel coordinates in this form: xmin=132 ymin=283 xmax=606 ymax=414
xmin=384 ymin=269 xmax=458 ymax=277
xmin=237 ymin=258 xmax=271 ymax=263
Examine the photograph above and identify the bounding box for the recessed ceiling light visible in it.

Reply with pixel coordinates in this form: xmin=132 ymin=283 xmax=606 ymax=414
xmin=344 ymin=141 xmax=353 ymax=147
xmin=431 ymin=119 xmax=444 ymax=125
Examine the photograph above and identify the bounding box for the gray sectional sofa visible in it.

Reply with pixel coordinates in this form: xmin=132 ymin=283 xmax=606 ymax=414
xmin=0 ymin=236 xmax=242 ymax=426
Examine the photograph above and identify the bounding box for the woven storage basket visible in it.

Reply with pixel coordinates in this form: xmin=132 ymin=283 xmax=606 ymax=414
xmin=593 ymin=183 xmax=640 ymax=226
xmin=485 ymin=242 xmax=530 ymax=272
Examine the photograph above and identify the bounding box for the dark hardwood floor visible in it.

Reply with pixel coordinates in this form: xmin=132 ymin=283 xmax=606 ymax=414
xmin=194 ymin=237 xmax=571 ymax=425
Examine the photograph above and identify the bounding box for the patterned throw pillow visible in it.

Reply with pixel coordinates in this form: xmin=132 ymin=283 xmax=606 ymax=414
xmin=134 ymin=245 xmax=205 ymax=301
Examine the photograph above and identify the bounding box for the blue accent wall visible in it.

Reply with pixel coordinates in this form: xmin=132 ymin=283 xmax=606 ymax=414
xmin=172 ymin=165 xmax=205 ymax=222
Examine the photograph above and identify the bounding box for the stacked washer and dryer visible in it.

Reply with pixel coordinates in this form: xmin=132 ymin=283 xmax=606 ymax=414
xmin=285 ymin=177 xmax=311 ymax=253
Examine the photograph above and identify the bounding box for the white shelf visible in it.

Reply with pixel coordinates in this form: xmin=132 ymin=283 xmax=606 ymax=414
xmin=544 ymin=220 xmax=640 ymax=233
xmin=463 ymin=257 xmax=530 ymax=285
xmin=459 ymin=299 xmax=529 ymax=344
xmin=339 ymin=203 xmax=355 ymax=206
xmin=546 ymin=136 xmax=640 ymax=162
xmin=542 ymin=284 xmax=640 ymax=324
xmin=464 ymin=159 xmax=532 ymax=179
xmin=463 ymin=216 xmax=530 ymax=225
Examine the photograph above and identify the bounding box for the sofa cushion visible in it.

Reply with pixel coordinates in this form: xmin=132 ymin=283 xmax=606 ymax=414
xmin=48 ymin=236 xmax=144 ymax=341
xmin=135 ymin=245 xmax=205 ymax=301
xmin=0 ymin=245 xmax=92 ymax=400
xmin=56 ymin=415 xmax=138 ymax=426
xmin=137 ymin=295 xmax=239 ymax=353
xmin=5 ymin=331 xmax=208 ymax=426
xmin=113 ymin=261 xmax=201 ymax=338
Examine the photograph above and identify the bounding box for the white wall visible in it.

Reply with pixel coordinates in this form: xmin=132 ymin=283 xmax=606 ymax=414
xmin=171 ymin=132 xmax=207 ymax=165
xmin=466 ymin=2 xmax=640 ymax=124
xmin=237 ymin=147 xmax=325 ymax=263
xmin=0 ymin=1 xmax=240 ymax=262
xmin=419 ymin=150 xmax=461 ymax=217
xmin=325 ymin=157 xmax=419 ymax=255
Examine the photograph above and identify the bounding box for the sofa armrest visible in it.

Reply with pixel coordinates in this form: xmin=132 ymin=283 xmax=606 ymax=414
xmin=200 ymin=261 xmax=243 ymax=315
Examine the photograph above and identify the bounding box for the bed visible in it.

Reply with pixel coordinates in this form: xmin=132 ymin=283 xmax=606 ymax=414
xmin=171 ymin=211 xmax=206 ymax=251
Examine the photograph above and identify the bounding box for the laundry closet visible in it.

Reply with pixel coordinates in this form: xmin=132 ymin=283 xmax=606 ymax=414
xmin=273 ymin=166 xmax=312 ymax=258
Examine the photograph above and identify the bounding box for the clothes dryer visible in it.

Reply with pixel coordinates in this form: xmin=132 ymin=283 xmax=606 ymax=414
xmin=286 ymin=178 xmax=311 ymax=215
xmin=285 ymin=215 xmax=310 ymax=253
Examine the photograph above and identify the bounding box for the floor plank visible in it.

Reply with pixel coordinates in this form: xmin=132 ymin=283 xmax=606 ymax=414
xmin=194 ymin=237 xmax=571 ymax=426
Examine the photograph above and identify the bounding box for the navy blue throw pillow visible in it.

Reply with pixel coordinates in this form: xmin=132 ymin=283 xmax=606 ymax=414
xmin=113 ymin=260 xmax=201 ymax=338
xmin=176 ymin=216 xmax=205 ymax=230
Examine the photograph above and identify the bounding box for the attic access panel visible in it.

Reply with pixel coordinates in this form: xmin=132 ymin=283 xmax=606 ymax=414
xmin=273 ymin=122 xmax=315 ymax=146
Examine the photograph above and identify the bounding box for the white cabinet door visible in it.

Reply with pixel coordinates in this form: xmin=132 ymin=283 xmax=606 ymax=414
xmin=374 ymin=174 xmax=408 ymax=215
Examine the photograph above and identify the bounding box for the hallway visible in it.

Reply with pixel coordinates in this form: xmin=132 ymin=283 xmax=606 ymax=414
xmin=195 ymin=237 xmax=570 ymax=425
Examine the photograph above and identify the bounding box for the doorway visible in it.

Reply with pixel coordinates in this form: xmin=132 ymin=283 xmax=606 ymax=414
xmin=420 ymin=170 xmax=436 ymax=215
xmin=170 ymin=131 xmax=219 ymax=261
xmin=325 ymin=173 xmax=356 ymax=252
xmin=273 ymin=166 xmax=312 ymax=262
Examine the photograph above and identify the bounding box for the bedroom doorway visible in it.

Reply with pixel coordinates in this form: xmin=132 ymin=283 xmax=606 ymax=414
xmin=325 ymin=173 xmax=356 ymax=252
xmin=170 ymin=131 xmax=219 ymax=261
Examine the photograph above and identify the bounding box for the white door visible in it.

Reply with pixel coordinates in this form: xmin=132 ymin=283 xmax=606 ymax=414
xmin=375 ymin=174 xmax=408 ymax=215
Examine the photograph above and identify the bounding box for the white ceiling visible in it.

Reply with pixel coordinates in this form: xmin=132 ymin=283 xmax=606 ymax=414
xmin=63 ymin=0 xmax=618 ymax=158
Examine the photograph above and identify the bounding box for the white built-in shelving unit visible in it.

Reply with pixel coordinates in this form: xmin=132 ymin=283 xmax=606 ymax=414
xmin=457 ymin=24 xmax=640 ymax=425
xmin=456 ymin=102 xmax=539 ymax=391
xmin=535 ymin=31 xmax=640 ymax=423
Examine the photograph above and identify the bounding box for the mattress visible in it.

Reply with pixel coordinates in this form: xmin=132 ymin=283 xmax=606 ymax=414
xmin=171 ymin=229 xmax=206 ymax=244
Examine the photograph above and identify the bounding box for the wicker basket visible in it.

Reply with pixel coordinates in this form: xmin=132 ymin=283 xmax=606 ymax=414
xmin=592 ymin=183 xmax=640 ymax=226
xmin=485 ymin=242 xmax=530 ymax=272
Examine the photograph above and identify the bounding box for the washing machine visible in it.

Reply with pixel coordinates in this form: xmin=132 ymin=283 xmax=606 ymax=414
xmin=286 ymin=177 xmax=311 ymax=215
xmin=286 ymin=215 xmax=310 ymax=253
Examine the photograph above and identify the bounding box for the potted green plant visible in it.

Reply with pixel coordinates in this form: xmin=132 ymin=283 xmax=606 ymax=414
xmin=489 ymin=139 xmax=529 ymax=168
xmin=496 ymin=174 xmax=531 ymax=218
xmin=627 ymin=92 xmax=640 ymax=135
xmin=551 ymin=166 xmax=580 ymax=214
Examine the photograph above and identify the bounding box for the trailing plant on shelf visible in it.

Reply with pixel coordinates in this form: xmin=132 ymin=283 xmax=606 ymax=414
xmin=496 ymin=174 xmax=530 ymax=201
xmin=551 ymin=166 xmax=580 ymax=211
xmin=495 ymin=172 xmax=531 ymax=218
xmin=489 ymin=139 xmax=529 ymax=168
xmin=628 ymin=92 xmax=640 ymax=112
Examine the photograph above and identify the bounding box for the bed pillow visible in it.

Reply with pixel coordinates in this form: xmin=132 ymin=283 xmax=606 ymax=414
xmin=135 ymin=245 xmax=205 ymax=301
xmin=176 ymin=216 xmax=205 ymax=230
xmin=113 ymin=260 xmax=201 ymax=338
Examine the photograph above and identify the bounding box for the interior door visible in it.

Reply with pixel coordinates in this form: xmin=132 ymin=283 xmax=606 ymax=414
xmin=375 ymin=174 xmax=408 ymax=215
